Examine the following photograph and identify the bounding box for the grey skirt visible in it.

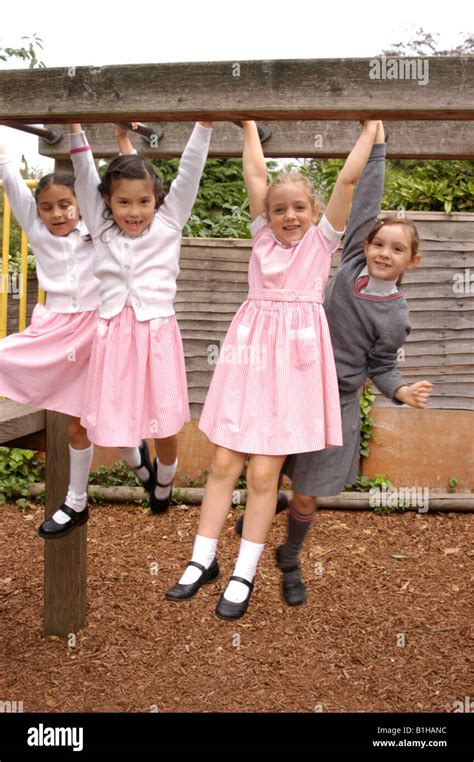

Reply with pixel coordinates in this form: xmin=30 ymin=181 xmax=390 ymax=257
xmin=283 ymin=390 xmax=361 ymax=497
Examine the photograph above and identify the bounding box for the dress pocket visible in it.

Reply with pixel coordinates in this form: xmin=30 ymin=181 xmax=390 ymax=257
xmin=290 ymin=326 xmax=319 ymax=368
xmin=236 ymin=323 xmax=251 ymax=341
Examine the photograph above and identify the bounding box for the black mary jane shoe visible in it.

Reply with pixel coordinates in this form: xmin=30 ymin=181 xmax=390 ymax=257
xmin=136 ymin=440 xmax=155 ymax=494
xmin=215 ymin=576 xmax=254 ymax=621
xmin=165 ymin=558 xmax=220 ymax=601
xmin=234 ymin=490 xmax=289 ymax=537
xmin=37 ymin=504 xmax=89 ymax=540
xmin=149 ymin=459 xmax=173 ymax=514
xmin=276 ymin=545 xmax=306 ymax=606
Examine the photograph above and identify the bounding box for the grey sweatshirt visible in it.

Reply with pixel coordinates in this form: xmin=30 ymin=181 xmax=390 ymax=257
xmin=324 ymin=143 xmax=410 ymax=401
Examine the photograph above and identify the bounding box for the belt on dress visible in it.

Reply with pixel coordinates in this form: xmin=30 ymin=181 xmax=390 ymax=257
xmin=247 ymin=288 xmax=324 ymax=303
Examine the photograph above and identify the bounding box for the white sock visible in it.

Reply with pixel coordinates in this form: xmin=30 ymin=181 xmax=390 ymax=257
xmin=52 ymin=445 xmax=93 ymax=524
xmin=179 ymin=535 xmax=218 ymax=584
xmin=223 ymin=538 xmax=265 ymax=603
xmin=154 ymin=458 xmax=177 ymax=500
xmin=118 ymin=445 xmax=150 ymax=483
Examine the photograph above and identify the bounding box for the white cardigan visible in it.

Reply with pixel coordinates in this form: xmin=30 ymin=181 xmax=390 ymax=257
xmin=0 ymin=156 xmax=100 ymax=313
xmin=69 ymin=124 xmax=212 ymax=321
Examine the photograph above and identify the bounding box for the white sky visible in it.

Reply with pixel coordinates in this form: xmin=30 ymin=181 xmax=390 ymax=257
xmin=0 ymin=0 xmax=471 ymax=169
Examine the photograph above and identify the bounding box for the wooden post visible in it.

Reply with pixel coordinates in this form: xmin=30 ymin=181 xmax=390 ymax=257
xmin=53 ymin=158 xmax=74 ymax=173
xmin=43 ymin=410 xmax=87 ymax=636
xmin=42 ymin=149 xmax=87 ymax=637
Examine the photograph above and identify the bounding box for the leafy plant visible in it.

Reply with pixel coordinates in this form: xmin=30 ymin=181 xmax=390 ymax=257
xmin=383 ymin=160 xmax=474 ymax=214
xmin=301 ymin=157 xmax=474 ymax=214
xmin=359 ymin=384 xmax=377 ymax=458
xmin=88 ymin=461 xmax=141 ymax=488
xmin=0 ymin=34 xmax=45 ymax=68
xmin=343 ymin=473 xmax=393 ymax=493
xmin=0 ymin=447 xmax=45 ymax=505
xmin=447 ymin=476 xmax=458 ymax=494
xmin=373 ymin=500 xmax=407 ymax=516
xmin=3 ymin=249 xmax=36 ymax=275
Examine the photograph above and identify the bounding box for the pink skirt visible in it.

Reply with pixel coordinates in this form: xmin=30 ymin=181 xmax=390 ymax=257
xmin=0 ymin=304 xmax=98 ymax=418
xmin=199 ymin=298 xmax=342 ymax=455
xmin=80 ymin=307 xmax=190 ymax=447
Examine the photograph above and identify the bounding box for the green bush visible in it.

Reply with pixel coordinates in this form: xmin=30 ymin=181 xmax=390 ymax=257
xmin=0 ymin=447 xmax=45 ymax=505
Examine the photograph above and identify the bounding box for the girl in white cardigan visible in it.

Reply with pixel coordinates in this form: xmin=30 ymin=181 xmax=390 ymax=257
xmin=0 ymin=127 xmax=146 ymax=539
xmin=68 ymin=121 xmax=212 ymax=513
xmin=0 ymin=137 xmax=100 ymax=539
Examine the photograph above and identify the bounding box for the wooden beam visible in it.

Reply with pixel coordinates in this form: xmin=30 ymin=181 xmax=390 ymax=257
xmin=0 ymin=400 xmax=45 ymax=443
xmin=1 ymin=431 xmax=46 ymax=450
xmin=0 ymin=58 xmax=473 ymax=123
xmin=36 ymin=120 xmax=474 ymax=159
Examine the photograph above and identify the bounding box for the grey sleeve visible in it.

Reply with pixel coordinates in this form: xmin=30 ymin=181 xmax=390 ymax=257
xmin=341 ymin=142 xmax=386 ymax=265
xmin=367 ymin=313 xmax=411 ymax=403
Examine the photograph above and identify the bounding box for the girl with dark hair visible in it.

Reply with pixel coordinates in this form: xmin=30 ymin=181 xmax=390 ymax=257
xmin=67 ymin=121 xmax=212 ymax=514
xmin=278 ymin=122 xmax=432 ymax=606
xmin=0 ymin=133 xmax=102 ymax=539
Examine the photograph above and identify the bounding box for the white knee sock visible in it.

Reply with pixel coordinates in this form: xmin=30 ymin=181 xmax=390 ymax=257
xmin=118 ymin=445 xmax=151 ymax=483
xmin=52 ymin=445 xmax=93 ymax=524
xmin=118 ymin=446 xmax=141 ymax=468
xmin=154 ymin=458 xmax=177 ymax=500
xmin=224 ymin=538 xmax=265 ymax=603
xmin=179 ymin=534 xmax=218 ymax=584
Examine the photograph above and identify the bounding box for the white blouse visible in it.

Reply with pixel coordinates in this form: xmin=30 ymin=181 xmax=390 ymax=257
xmin=0 ymin=155 xmax=100 ymax=313
xmin=69 ymin=124 xmax=212 ymax=321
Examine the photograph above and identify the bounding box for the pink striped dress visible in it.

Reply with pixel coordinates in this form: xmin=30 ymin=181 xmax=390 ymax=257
xmin=81 ymin=303 xmax=189 ymax=447
xmin=0 ymin=155 xmax=100 ymax=418
xmin=198 ymin=215 xmax=343 ymax=455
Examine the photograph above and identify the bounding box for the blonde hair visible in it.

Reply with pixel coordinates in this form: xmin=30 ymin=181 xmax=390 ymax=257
xmin=266 ymin=170 xmax=323 ymax=213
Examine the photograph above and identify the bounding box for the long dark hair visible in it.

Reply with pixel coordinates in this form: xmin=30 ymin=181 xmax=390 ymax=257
xmin=98 ymin=155 xmax=165 ymax=237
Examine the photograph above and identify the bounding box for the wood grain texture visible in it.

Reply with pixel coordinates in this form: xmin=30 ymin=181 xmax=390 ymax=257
xmin=0 ymin=400 xmax=45 ymax=443
xmin=36 ymin=121 xmax=474 ymax=159
xmin=1 ymin=58 xmax=473 ymax=123
xmin=43 ymin=412 xmax=87 ymax=636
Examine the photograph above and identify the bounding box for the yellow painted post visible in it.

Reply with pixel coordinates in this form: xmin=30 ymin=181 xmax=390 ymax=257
xmin=19 ymin=230 xmax=28 ymax=331
xmin=23 ymin=180 xmax=45 ymax=306
xmin=1 ymin=192 xmax=11 ymax=339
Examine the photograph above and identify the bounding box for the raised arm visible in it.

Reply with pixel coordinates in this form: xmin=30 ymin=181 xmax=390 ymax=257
xmin=324 ymin=121 xmax=379 ymax=233
xmin=115 ymin=123 xmax=138 ymax=155
xmin=242 ymin=121 xmax=268 ymax=220
xmin=340 ymin=122 xmax=386 ymax=264
xmin=0 ymin=142 xmax=37 ymax=236
xmin=68 ymin=123 xmax=105 ymax=237
xmin=158 ymin=122 xmax=212 ymax=230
